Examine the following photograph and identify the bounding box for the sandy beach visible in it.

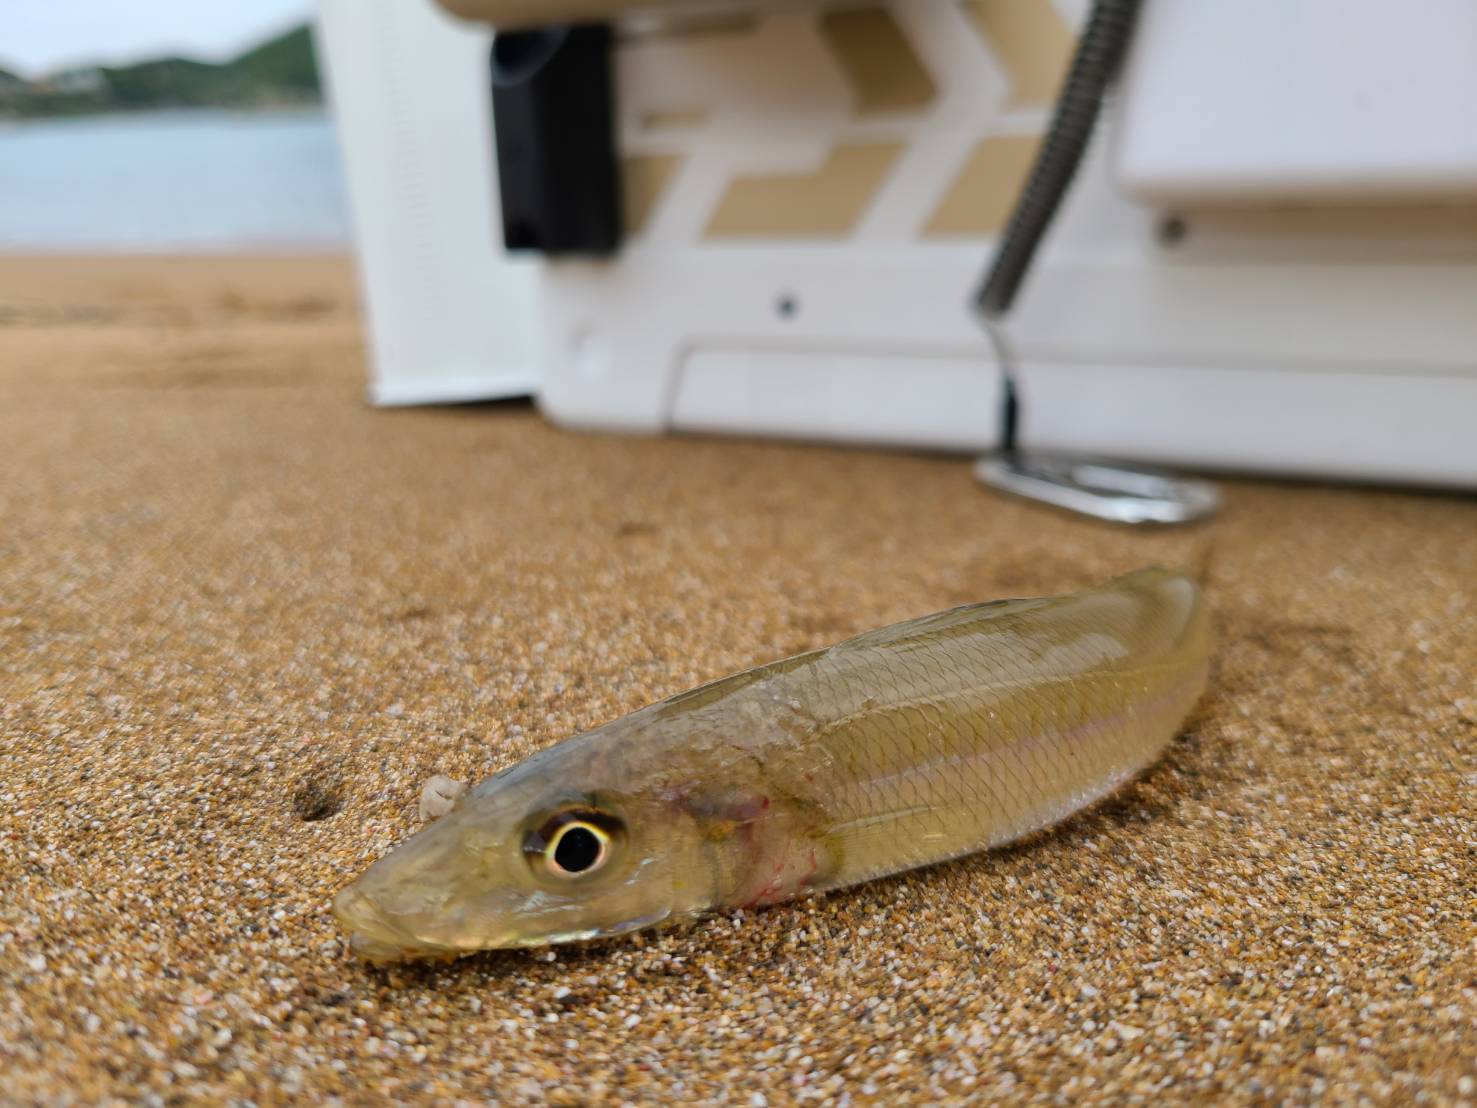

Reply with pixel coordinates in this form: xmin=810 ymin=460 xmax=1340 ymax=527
xmin=1 ymin=254 xmax=1472 ymax=1103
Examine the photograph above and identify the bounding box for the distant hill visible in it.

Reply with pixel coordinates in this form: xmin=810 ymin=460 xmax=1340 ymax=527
xmin=231 ymin=25 xmax=320 ymax=95
xmin=0 ymin=23 xmax=321 ymax=119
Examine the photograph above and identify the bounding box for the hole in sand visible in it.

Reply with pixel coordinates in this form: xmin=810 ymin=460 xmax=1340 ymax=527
xmin=292 ymin=776 xmax=344 ymax=822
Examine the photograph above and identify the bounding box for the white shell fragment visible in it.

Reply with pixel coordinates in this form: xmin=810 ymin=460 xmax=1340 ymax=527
xmin=418 ymin=776 xmax=469 ymax=821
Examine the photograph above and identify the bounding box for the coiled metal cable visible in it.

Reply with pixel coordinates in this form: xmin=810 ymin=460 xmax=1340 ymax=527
xmin=973 ymin=0 xmax=1143 ymax=320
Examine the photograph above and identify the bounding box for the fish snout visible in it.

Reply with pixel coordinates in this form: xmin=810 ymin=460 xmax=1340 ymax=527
xmin=333 ymin=883 xmax=397 ymax=938
xmin=331 ymin=884 xmax=427 ymax=961
xmin=333 ymin=875 xmax=489 ymax=960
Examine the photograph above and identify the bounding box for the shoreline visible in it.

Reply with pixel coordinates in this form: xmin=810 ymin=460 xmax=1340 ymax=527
xmin=0 ymin=100 xmax=327 ymax=127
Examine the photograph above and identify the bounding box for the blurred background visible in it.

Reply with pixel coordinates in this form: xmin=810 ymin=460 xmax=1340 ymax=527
xmin=1 ymin=2 xmax=344 ymax=251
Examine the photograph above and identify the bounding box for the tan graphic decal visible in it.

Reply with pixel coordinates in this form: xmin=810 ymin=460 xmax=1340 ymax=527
xmin=818 ymin=7 xmax=938 ymax=116
xmin=963 ymin=0 xmax=1073 ymax=106
xmin=639 ymin=109 xmax=711 ymax=132
xmin=623 ymin=154 xmax=684 ymax=234
xmin=706 ymin=143 xmax=904 ymax=237
xmin=925 ymin=134 xmax=1040 ymax=236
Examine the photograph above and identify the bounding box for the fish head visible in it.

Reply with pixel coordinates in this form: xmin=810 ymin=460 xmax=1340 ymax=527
xmin=333 ymin=754 xmax=685 ymax=960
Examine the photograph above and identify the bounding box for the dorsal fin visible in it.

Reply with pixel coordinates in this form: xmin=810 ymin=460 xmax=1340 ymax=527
xmin=830 ymin=595 xmax=1052 ymax=653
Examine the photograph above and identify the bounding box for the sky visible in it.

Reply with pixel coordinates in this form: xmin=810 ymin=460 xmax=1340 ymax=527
xmin=3 ymin=1 xmax=313 ymax=77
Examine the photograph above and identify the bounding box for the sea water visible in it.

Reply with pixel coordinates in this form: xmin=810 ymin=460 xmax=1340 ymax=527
xmin=0 ymin=108 xmax=349 ymax=251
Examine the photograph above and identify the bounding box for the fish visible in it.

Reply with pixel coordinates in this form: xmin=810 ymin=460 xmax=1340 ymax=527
xmin=333 ymin=566 xmax=1212 ymax=961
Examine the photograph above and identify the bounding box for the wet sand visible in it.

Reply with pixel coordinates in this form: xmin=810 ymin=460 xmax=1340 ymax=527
xmin=1 ymin=254 xmax=1473 ymax=1103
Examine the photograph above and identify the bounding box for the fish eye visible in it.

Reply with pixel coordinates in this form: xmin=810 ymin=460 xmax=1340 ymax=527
xmin=550 ymin=823 xmax=605 ymax=875
xmin=524 ymin=809 xmax=622 ymax=879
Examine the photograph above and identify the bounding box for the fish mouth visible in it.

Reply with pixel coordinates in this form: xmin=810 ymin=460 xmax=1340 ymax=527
xmin=332 ymin=886 xmax=470 ymax=964
xmin=332 ymin=884 xmax=676 ymax=962
xmin=537 ymin=908 xmax=673 ymax=947
xmin=347 ymin=930 xmax=464 ymax=964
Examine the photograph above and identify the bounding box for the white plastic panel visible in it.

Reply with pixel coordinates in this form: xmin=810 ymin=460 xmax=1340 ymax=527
xmin=316 ymin=0 xmax=539 ymax=404
xmin=1117 ymin=0 xmax=1477 ymax=204
xmin=1022 ymin=363 xmax=1477 ymax=487
xmin=672 ymin=348 xmax=1002 ymax=450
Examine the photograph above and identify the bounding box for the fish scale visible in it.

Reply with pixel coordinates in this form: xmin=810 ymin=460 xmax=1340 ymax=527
xmin=756 ymin=569 xmax=1210 ymax=893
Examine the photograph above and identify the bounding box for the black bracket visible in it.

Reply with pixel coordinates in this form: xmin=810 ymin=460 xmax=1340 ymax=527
xmin=490 ymin=24 xmax=621 ymax=256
